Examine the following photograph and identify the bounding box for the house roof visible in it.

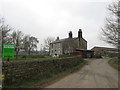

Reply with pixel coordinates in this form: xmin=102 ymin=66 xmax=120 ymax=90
xmin=91 ymin=46 xmax=117 ymax=51
xmin=51 ymin=37 xmax=87 ymax=44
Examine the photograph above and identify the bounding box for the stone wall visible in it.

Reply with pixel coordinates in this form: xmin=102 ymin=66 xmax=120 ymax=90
xmin=2 ymin=56 xmax=83 ymax=86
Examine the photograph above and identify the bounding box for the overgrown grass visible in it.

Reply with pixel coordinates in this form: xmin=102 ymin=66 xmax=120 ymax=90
xmin=4 ymin=60 xmax=87 ymax=88
xmin=108 ymin=57 xmax=120 ymax=71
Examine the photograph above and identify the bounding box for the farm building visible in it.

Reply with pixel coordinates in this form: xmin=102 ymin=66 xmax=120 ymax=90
xmin=50 ymin=29 xmax=87 ymax=57
xmin=73 ymin=49 xmax=94 ymax=58
xmin=91 ymin=46 xmax=118 ymax=57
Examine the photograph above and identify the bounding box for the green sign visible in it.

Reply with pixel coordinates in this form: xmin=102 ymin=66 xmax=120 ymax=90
xmin=2 ymin=44 xmax=15 ymax=59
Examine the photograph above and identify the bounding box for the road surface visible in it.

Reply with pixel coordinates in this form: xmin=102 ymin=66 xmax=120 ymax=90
xmin=46 ymin=58 xmax=118 ymax=88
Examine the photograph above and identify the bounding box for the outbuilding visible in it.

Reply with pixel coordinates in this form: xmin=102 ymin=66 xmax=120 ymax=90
xmin=73 ymin=49 xmax=94 ymax=58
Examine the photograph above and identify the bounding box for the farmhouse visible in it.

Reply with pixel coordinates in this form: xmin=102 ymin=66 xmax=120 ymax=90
xmin=50 ymin=29 xmax=87 ymax=57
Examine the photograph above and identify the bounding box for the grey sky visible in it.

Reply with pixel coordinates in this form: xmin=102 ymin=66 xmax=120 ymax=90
xmin=0 ymin=0 xmax=114 ymax=50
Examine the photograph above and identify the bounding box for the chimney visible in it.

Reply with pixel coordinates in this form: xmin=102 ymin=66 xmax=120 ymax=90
xmin=56 ymin=37 xmax=59 ymax=41
xmin=69 ymin=31 xmax=73 ymax=38
xmin=78 ymin=29 xmax=82 ymax=38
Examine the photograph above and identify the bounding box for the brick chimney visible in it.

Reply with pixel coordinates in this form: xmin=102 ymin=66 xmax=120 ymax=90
xmin=69 ymin=31 xmax=73 ymax=38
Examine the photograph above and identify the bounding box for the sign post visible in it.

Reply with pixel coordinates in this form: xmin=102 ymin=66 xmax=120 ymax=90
xmin=2 ymin=44 xmax=15 ymax=60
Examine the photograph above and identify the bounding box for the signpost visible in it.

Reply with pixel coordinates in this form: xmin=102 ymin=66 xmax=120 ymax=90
xmin=2 ymin=44 xmax=15 ymax=59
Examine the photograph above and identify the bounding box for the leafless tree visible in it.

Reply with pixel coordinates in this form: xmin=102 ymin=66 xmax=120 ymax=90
xmin=22 ymin=35 xmax=29 ymax=55
xmin=28 ymin=36 xmax=39 ymax=56
xmin=0 ymin=18 xmax=13 ymax=44
xmin=9 ymin=30 xmax=24 ymax=58
xmin=23 ymin=35 xmax=39 ymax=56
xmin=43 ymin=37 xmax=55 ymax=54
xmin=101 ymin=1 xmax=119 ymax=47
xmin=0 ymin=17 xmax=39 ymax=58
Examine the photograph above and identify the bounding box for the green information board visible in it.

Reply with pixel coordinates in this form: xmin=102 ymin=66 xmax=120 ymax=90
xmin=2 ymin=44 xmax=15 ymax=59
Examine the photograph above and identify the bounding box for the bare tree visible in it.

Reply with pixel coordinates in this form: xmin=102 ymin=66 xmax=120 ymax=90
xmin=43 ymin=37 xmax=55 ymax=54
xmin=101 ymin=1 xmax=119 ymax=47
xmin=23 ymin=35 xmax=39 ymax=56
xmin=9 ymin=30 xmax=24 ymax=58
xmin=0 ymin=18 xmax=12 ymax=44
xmin=0 ymin=17 xmax=39 ymax=58
xmin=22 ymin=35 xmax=29 ymax=55
xmin=28 ymin=36 xmax=39 ymax=56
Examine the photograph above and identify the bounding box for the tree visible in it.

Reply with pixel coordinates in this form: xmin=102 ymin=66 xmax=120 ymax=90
xmin=101 ymin=1 xmax=119 ymax=47
xmin=0 ymin=17 xmax=39 ymax=58
xmin=9 ymin=30 xmax=24 ymax=58
xmin=22 ymin=35 xmax=29 ymax=55
xmin=23 ymin=35 xmax=39 ymax=56
xmin=43 ymin=37 xmax=55 ymax=54
xmin=0 ymin=18 xmax=12 ymax=44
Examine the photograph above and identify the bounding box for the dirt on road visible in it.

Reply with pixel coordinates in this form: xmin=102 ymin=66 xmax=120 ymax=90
xmin=45 ymin=58 xmax=118 ymax=88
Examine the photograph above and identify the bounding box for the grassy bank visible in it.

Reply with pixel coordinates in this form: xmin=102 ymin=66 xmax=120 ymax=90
xmin=108 ymin=57 xmax=120 ymax=71
xmin=3 ymin=59 xmax=87 ymax=88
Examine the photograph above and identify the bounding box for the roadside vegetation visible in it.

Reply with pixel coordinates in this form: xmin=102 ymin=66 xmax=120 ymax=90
xmin=3 ymin=56 xmax=87 ymax=88
xmin=108 ymin=57 xmax=120 ymax=71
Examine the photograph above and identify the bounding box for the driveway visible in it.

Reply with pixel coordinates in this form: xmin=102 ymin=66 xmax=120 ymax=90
xmin=46 ymin=58 xmax=118 ymax=88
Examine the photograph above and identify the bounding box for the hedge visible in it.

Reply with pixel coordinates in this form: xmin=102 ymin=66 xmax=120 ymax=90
xmin=2 ymin=56 xmax=83 ymax=87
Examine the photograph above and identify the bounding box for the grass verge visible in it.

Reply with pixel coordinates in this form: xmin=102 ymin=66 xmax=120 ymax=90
xmin=4 ymin=60 xmax=87 ymax=88
xmin=108 ymin=57 xmax=120 ymax=71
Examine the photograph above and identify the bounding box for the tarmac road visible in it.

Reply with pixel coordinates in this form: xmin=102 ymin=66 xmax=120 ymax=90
xmin=46 ymin=58 xmax=118 ymax=88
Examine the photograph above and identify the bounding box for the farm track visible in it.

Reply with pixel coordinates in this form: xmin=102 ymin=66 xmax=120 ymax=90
xmin=45 ymin=58 xmax=118 ymax=88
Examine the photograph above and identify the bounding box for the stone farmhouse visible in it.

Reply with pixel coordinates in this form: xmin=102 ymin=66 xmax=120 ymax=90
xmin=50 ymin=29 xmax=87 ymax=57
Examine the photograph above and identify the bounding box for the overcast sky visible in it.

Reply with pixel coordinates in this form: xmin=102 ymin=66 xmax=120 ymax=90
xmin=0 ymin=0 xmax=115 ymax=50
